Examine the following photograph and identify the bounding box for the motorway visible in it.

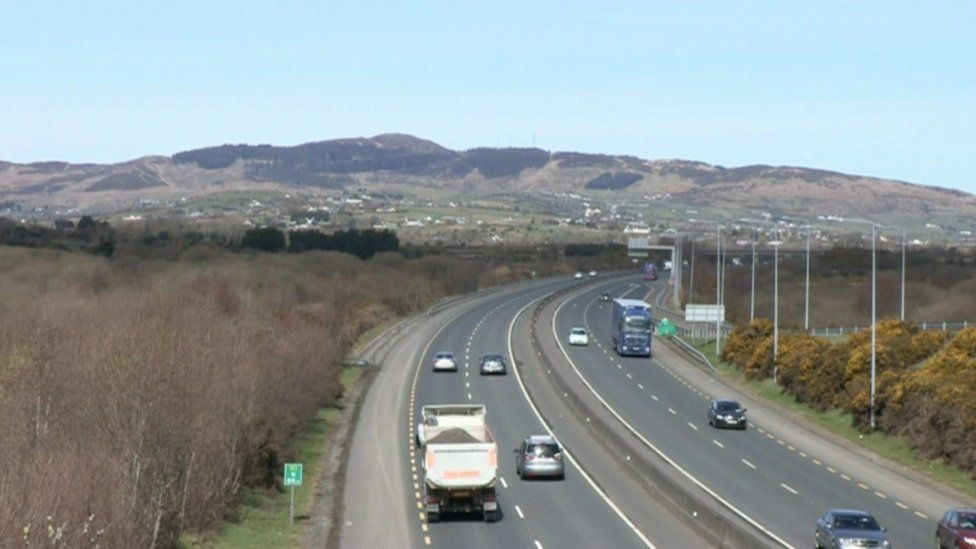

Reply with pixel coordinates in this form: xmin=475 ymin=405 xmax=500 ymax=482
xmin=340 ymin=272 xmax=964 ymax=549
xmin=340 ymin=276 xmax=707 ymax=549
xmin=548 ymin=274 xmax=962 ymax=548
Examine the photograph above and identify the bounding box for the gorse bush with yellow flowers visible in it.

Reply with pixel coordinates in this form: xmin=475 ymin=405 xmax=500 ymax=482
xmin=723 ymin=319 xmax=976 ymax=475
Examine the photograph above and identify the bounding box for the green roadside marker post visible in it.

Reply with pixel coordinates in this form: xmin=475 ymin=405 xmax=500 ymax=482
xmin=657 ymin=318 xmax=676 ymax=337
xmin=284 ymin=463 xmax=303 ymax=525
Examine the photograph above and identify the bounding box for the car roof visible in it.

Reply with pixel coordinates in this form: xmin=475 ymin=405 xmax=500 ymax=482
xmin=829 ymin=509 xmax=873 ymax=516
xmin=436 ymin=351 xmax=454 ymax=356
xmin=713 ymin=398 xmax=741 ymax=406
xmin=525 ymin=435 xmax=558 ymax=444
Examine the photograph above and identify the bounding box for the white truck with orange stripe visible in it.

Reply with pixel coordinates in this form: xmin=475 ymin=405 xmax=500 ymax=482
xmin=417 ymin=404 xmax=498 ymax=522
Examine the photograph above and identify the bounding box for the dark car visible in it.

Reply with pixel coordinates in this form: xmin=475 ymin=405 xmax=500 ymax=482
xmin=815 ymin=509 xmax=889 ymax=549
xmin=707 ymin=398 xmax=747 ymax=430
xmin=515 ymin=435 xmax=565 ymax=480
xmin=937 ymin=508 xmax=976 ymax=548
xmin=479 ymin=354 xmax=507 ymax=375
xmin=600 ymin=292 xmax=612 ymax=302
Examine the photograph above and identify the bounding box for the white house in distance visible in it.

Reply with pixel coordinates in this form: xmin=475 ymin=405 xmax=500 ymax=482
xmin=624 ymin=221 xmax=651 ymax=235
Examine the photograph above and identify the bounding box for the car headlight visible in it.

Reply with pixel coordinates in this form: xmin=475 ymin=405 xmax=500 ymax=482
xmin=963 ymin=537 xmax=976 ymax=545
xmin=836 ymin=539 xmax=857 ymax=549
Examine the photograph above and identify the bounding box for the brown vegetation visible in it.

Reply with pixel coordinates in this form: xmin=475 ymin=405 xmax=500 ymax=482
xmin=0 ymin=242 xmax=576 ymax=547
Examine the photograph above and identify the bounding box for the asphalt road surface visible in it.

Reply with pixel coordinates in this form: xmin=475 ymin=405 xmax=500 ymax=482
xmin=548 ymin=275 xmax=963 ymax=548
xmin=340 ymin=275 xmax=708 ymax=549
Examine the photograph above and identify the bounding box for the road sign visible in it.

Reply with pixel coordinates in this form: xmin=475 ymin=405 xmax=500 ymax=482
xmin=685 ymin=304 xmax=725 ymax=323
xmin=284 ymin=463 xmax=303 ymax=487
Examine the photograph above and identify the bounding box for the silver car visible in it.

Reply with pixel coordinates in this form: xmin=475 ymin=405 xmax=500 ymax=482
xmin=515 ymin=435 xmax=565 ymax=480
xmin=432 ymin=351 xmax=457 ymax=372
xmin=479 ymin=354 xmax=507 ymax=375
xmin=815 ymin=509 xmax=890 ymax=548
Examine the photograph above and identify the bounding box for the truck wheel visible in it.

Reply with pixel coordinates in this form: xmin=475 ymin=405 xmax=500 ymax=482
xmin=427 ymin=512 xmax=439 ymax=523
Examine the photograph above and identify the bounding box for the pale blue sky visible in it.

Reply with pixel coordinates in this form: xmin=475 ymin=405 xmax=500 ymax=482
xmin=1 ymin=1 xmax=973 ymax=192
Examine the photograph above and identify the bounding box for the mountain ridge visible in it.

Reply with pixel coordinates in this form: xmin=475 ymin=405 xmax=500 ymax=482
xmin=1 ymin=134 xmax=973 ymax=223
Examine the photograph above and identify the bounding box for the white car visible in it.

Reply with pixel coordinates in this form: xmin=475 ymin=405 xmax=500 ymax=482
xmin=574 ymin=272 xmax=584 ymax=280
xmin=432 ymin=351 xmax=457 ymax=372
xmin=588 ymin=270 xmax=597 ymax=277
xmin=568 ymin=327 xmax=589 ymax=346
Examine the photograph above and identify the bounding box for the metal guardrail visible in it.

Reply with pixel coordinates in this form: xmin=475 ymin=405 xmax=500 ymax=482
xmin=808 ymin=320 xmax=973 ymax=336
xmin=669 ymin=333 xmax=716 ymax=370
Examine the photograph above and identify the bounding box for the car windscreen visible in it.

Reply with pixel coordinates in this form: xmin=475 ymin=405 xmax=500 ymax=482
xmin=435 ymin=353 xmax=452 ymax=359
xmin=623 ymin=316 xmax=650 ymax=331
xmin=833 ymin=514 xmax=881 ymax=531
xmin=571 ymin=329 xmax=586 ymax=335
xmin=484 ymin=355 xmax=503 ymax=362
xmin=959 ymin=513 xmax=976 ymax=528
xmin=716 ymin=402 xmax=740 ymax=412
xmin=526 ymin=443 xmax=560 ymax=457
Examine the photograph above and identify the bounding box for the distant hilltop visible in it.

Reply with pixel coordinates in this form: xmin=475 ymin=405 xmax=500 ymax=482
xmin=1 ymin=133 xmax=973 ymax=224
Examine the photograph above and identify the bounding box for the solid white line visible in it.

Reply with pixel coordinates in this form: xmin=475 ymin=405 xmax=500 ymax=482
xmin=515 ymin=504 xmax=525 ymax=519
xmin=552 ymin=291 xmax=791 ymax=548
xmin=508 ymin=296 xmax=656 ymax=548
xmin=780 ymin=483 xmax=797 ymax=495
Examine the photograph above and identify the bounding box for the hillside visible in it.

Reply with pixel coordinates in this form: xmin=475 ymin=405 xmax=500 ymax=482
xmin=1 ymin=133 xmax=974 ymax=226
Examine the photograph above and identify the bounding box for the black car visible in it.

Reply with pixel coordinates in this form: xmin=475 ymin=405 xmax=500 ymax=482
xmin=600 ymin=292 xmax=612 ymax=302
xmin=479 ymin=354 xmax=507 ymax=375
xmin=707 ymin=398 xmax=747 ymax=429
xmin=816 ymin=509 xmax=889 ymax=548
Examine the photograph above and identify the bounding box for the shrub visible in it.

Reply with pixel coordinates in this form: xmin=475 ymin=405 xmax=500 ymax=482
xmin=723 ymin=319 xmax=772 ymax=370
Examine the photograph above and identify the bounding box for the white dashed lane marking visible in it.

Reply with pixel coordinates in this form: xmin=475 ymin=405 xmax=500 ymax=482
xmin=742 ymin=459 xmax=756 ymax=470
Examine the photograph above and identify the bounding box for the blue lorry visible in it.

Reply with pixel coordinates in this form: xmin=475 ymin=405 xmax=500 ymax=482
xmin=610 ymin=298 xmax=653 ymax=357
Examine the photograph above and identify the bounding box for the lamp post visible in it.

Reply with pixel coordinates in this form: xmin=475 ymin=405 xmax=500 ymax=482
xmin=771 ymin=225 xmax=781 ymax=383
xmin=842 ymin=218 xmax=879 ymax=430
xmin=901 ymin=230 xmax=906 ymax=321
xmin=689 ymin=238 xmax=696 ymax=304
xmin=805 ymin=224 xmax=811 ymax=331
xmin=716 ymin=224 xmax=722 ymax=357
xmin=870 ymin=223 xmax=877 ymax=430
xmin=750 ymin=228 xmax=756 ymax=323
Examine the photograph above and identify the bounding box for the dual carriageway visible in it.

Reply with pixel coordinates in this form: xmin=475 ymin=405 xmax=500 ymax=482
xmin=340 ymin=273 xmax=962 ymax=548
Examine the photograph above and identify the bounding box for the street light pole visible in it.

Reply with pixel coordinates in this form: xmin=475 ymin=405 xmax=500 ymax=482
xmin=716 ymin=224 xmax=722 ymax=357
xmin=689 ymin=238 xmax=695 ymax=304
xmin=901 ymin=230 xmax=906 ymax=321
xmin=773 ymin=223 xmax=780 ymax=384
xmin=750 ymin=229 xmax=756 ymax=323
xmin=870 ymin=223 xmax=877 ymax=430
xmin=805 ymin=224 xmax=811 ymax=332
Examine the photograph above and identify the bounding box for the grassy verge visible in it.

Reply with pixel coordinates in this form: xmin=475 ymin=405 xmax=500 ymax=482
xmin=687 ymin=338 xmax=976 ymax=501
xmin=181 ymin=365 xmax=362 ymax=548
